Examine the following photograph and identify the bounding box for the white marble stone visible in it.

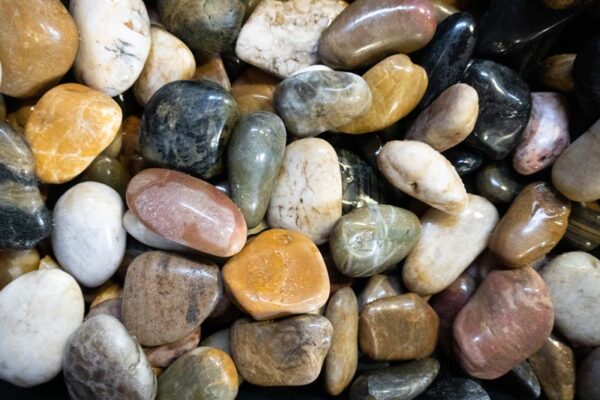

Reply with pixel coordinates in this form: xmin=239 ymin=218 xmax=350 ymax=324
xmin=70 ymin=0 xmax=151 ymax=97
xmin=235 ymin=0 xmax=347 ymax=78
xmin=267 ymin=138 xmax=342 ymax=244
xmin=123 ymin=210 xmax=190 ymax=252
xmin=542 ymin=251 xmax=600 ymax=347
xmin=133 ymin=25 xmax=196 ymax=106
xmin=377 ymin=140 xmax=468 ymax=215
xmin=403 ymin=194 xmax=499 ymax=295
xmin=0 ymin=269 xmax=84 ymax=387
xmin=52 ymin=182 xmax=126 ymax=288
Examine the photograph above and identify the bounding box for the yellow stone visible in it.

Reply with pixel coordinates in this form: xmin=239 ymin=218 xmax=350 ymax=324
xmin=25 ymin=83 xmax=122 ymax=184
xmin=231 ymin=67 xmax=279 ymax=116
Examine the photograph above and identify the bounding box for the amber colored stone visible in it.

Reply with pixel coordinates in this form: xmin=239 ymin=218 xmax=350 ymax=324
xmin=231 ymin=67 xmax=279 ymax=116
xmin=223 ymin=229 xmax=330 ymax=320
xmin=488 ymin=182 xmax=570 ymax=268
xmin=0 ymin=0 xmax=78 ymax=98
xmin=118 ymin=115 xmax=146 ymax=176
xmin=89 ymin=282 xmax=122 ymax=309
xmin=338 ymin=54 xmax=427 ymax=134
xmin=25 ymin=83 xmax=122 ymax=184
xmin=194 ymin=52 xmax=231 ymax=91
xmin=359 ymin=293 xmax=439 ymax=361
xmin=6 ymin=100 xmax=35 ymax=134
xmin=0 ymin=249 xmax=40 ymax=290
xmin=127 ymin=168 xmax=247 ymax=257
xmin=528 ymin=336 xmax=576 ymax=400
xmin=538 ymin=54 xmax=575 ymax=92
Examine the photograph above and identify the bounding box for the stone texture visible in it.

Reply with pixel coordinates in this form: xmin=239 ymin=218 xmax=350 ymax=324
xmin=562 ymin=201 xmax=600 ymax=251
xmin=24 ymin=83 xmax=122 ymax=184
xmin=358 ymin=274 xmax=402 ymax=310
xmin=223 ymin=229 xmax=330 ymax=320
xmin=419 ymin=377 xmax=490 ymax=400
xmin=193 ymin=52 xmax=232 ymax=91
xmin=122 ymin=210 xmax=190 ymax=252
xmin=476 ymin=163 xmax=523 ymax=204
xmin=444 ymin=148 xmax=482 ymax=176
xmin=528 ymin=336 xmax=575 ymax=400
xmin=144 ymin=327 xmax=201 ymax=368
xmin=538 ymin=53 xmax=575 ymax=92
xmin=86 ymin=298 xmax=122 ymax=321
xmin=231 ymin=315 xmax=333 ymax=386
xmin=578 ymin=347 xmax=600 ymax=400
xmin=0 ymin=249 xmax=39 ymax=290
xmin=511 ymin=361 xmax=542 ymax=398
xmin=231 ymin=67 xmax=279 ymax=116
xmin=79 ymin=154 xmax=130 ymax=198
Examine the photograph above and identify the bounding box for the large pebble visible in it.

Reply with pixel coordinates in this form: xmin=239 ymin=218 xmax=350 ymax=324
xmin=377 ymin=140 xmax=468 ymax=214
xmin=528 ymin=336 xmax=576 ymax=400
xmin=122 ymin=211 xmax=190 ymax=252
xmin=267 ymin=138 xmax=342 ymax=245
xmin=0 ymin=269 xmax=83 ymax=387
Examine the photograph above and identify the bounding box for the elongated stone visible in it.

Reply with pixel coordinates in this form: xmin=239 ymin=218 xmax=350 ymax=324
xmin=231 ymin=67 xmax=279 ymax=116
xmin=528 ymin=336 xmax=576 ymax=400
xmin=538 ymin=54 xmax=575 ymax=92
xmin=122 ymin=211 xmax=190 ymax=252
xmin=358 ymin=274 xmax=402 ymax=310
xmin=562 ymin=202 xmax=600 ymax=251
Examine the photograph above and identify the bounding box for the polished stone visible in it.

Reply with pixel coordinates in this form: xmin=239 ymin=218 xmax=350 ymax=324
xmin=358 ymin=274 xmax=402 ymax=311
xmin=0 ymin=249 xmax=39 ymax=290
xmin=122 ymin=211 xmax=191 ymax=252
xmin=144 ymin=327 xmax=201 ymax=368
xmin=443 ymin=148 xmax=482 ymax=176
xmin=562 ymin=201 xmax=600 ymax=251
xmin=578 ymin=347 xmax=600 ymax=400
xmin=430 ymin=0 xmax=458 ymax=22
xmin=528 ymin=336 xmax=576 ymax=400
xmin=538 ymin=54 xmax=576 ymax=92
xmin=475 ymin=163 xmax=523 ymax=204
xmin=231 ymin=67 xmax=279 ymax=116
xmin=193 ymin=52 xmax=232 ymax=91
xmin=419 ymin=377 xmax=490 ymax=400
xmin=79 ymin=154 xmax=130 ymax=198
xmin=511 ymin=361 xmax=542 ymax=398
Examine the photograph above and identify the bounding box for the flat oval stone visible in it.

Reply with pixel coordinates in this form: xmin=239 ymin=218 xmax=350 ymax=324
xmin=0 ymin=249 xmax=39 ymax=290
xmin=144 ymin=327 xmax=201 ymax=368
xmin=223 ymin=229 xmax=330 ymax=320
xmin=228 ymin=112 xmax=286 ymax=228
xmin=377 ymin=140 xmax=468 ymax=214
xmin=235 ymin=0 xmax=347 ymax=78
xmin=359 ymin=293 xmax=438 ymax=361
xmin=552 ymin=117 xmax=600 ymax=201
xmin=406 ymin=83 xmax=479 ymax=152
xmin=462 ymin=60 xmax=531 ymax=160
xmin=274 ymin=70 xmax=371 ymax=137
xmin=338 ymin=55 xmax=428 ymax=134
xmin=562 ymin=201 xmax=600 ymax=251
xmin=0 ymin=269 xmax=83 ymax=387
xmin=25 ymin=83 xmax=122 ymax=184
xmin=267 ymin=138 xmax=342 ymax=245
xmin=488 ymin=182 xmax=570 ymax=268
xmin=63 ymin=315 xmax=156 ymax=400
xmin=0 ymin=123 xmax=52 ymax=249
xmin=538 ymin=53 xmax=576 ymax=92
xmin=318 ymin=0 xmax=435 ymax=70
xmin=541 ymin=251 xmax=600 ymax=346
xmin=358 ymin=274 xmax=402 ymax=310
xmin=122 ymin=251 xmax=221 ymax=346
xmin=403 ymin=194 xmax=498 ymax=295
xmin=231 ymin=67 xmax=279 ymax=116
xmin=476 ymin=163 xmax=523 ymax=204
xmin=123 ymin=210 xmax=190 ymax=252
xmin=79 ymin=154 xmax=130 ymax=198
xmin=140 ymin=80 xmax=240 ymax=180
xmin=157 ymin=347 xmax=238 ymax=400
xmin=513 ymin=92 xmax=570 ymax=175
xmin=443 ymin=148 xmax=482 ymax=176
xmin=126 ymin=168 xmax=247 ymax=257
xmin=71 ymin=0 xmax=150 ymax=97
xmin=133 ymin=25 xmax=196 ymax=106
xmin=52 ymin=182 xmax=126 ymax=288
xmin=453 ymin=267 xmax=554 ymax=379
xmin=528 ymin=336 xmax=576 ymax=400
xmin=419 ymin=377 xmax=490 ymax=400
xmin=231 ymin=315 xmax=333 ymax=386
xmin=578 ymin=347 xmax=600 ymax=400
xmin=329 ymin=205 xmax=421 ymax=278
xmin=0 ymin=0 xmax=78 ymax=98
xmin=324 ymin=287 xmax=359 ymax=396
xmin=349 ymin=358 xmax=440 ymax=400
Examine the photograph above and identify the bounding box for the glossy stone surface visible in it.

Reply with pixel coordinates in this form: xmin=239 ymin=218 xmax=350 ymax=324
xmin=330 ymin=205 xmax=420 ymax=278
xmin=337 ymin=148 xmax=388 ymax=213
xmin=541 ymin=251 xmax=600 ymax=346
xmin=0 ymin=123 xmax=52 ymax=249
xmin=223 ymin=229 xmax=329 ymax=320
xmin=528 ymin=336 xmax=575 ymax=400
xmin=71 ymin=0 xmax=151 ymax=97
xmin=476 ymin=163 xmax=523 ymax=204
xmin=338 ymin=55 xmax=428 ymax=134
xmin=573 ymin=36 xmax=600 ymax=122
xmin=157 ymin=347 xmax=238 ymax=400
xmin=349 ymin=358 xmax=440 ymax=400
xmin=430 ymin=0 xmax=458 ymax=21
xmin=578 ymin=347 xmax=600 ymax=400
xmin=79 ymin=154 xmax=130 ymax=198
xmin=25 ymin=83 xmax=122 ymax=184
xmin=462 ymin=60 xmax=531 ymax=160
xmin=231 ymin=67 xmax=279 ymax=116
xmin=122 ymin=251 xmax=221 ymax=346
xmin=144 ymin=327 xmax=201 ymax=368
xmin=235 ymin=0 xmax=347 ymax=78
xmin=318 ymin=0 xmax=436 ymax=70
xmin=563 ymin=202 xmax=600 ymax=251
xmin=123 ymin=211 xmax=190 ymax=252
xmin=231 ymin=315 xmax=333 ymax=386
xmin=140 ymin=80 xmax=240 ymax=180
xmin=489 ymin=182 xmax=570 ymax=268
xmin=444 ymin=148 xmax=482 ymax=176
xmin=378 ymin=140 xmax=468 ymax=214
xmin=63 ymin=315 xmax=156 ymax=400
xmin=453 ymin=267 xmax=554 ymax=379
xmin=0 ymin=0 xmax=78 ymax=98
xmin=0 ymin=269 xmax=83 ymax=387
xmin=228 ymin=112 xmax=286 ymax=228
xmin=267 ymin=138 xmax=342 ymax=245
xmin=358 ymin=274 xmax=402 ymax=310
xmin=359 ymin=294 xmax=438 ymax=361
xmin=419 ymin=377 xmax=490 ymax=400
xmin=0 ymin=249 xmax=39 ymax=290
xmin=193 ymin=52 xmax=231 ymax=91
xmin=511 ymin=361 xmax=542 ymax=398
xmin=538 ymin=54 xmax=576 ymax=92
xmin=127 ymin=168 xmax=247 ymax=257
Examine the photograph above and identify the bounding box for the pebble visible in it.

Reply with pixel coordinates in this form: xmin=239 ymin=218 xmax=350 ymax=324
xmin=126 ymin=168 xmax=247 ymax=257
xmin=318 ymin=0 xmax=436 ymax=70
xmin=79 ymin=154 xmax=130 ymax=198
xmin=562 ymin=201 xmax=600 ymax=251
xmin=52 ymin=182 xmax=126 ymax=288
xmin=538 ymin=53 xmax=576 ymax=92
xmin=0 ymin=249 xmax=40 ymax=290
xmin=488 ymin=182 xmax=571 ymax=268
xmin=578 ymin=347 xmax=600 ymax=400
xmin=511 ymin=361 xmax=542 ymax=398
xmin=359 ymin=293 xmax=438 ymax=361
xmin=144 ymin=327 xmax=201 ymax=368
xmin=357 ymin=274 xmax=402 ymax=310
xmin=430 ymin=0 xmax=458 ymax=21
xmin=194 ymin=53 xmax=232 ymax=91
xmin=528 ymin=336 xmax=576 ymax=400
xmin=444 ymin=148 xmax=483 ymax=176
xmin=63 ymin=315 xmax=156 ymax=400
xmin=476 ymin=163 xmax=523 ymax=204
xmin=453 ymin=267 xmax=554 ymax=379
xmin=419 ymin=377 xmax=490 ymax=400
xmin=231 ymin=315 xmax=333 ymax=386
xmin=122 ymin=210 xmax=190 ymax=252
xmin=24 ymin=83 xmax=122 ymax=184
xmin=235 ymin=0 xmax=347 ymax=78
xmin=70 ymin=0 xmax=151 ymax=97
xmin=377 ymin=140 xmax=468 ymax=214
xmin=223 ymin=229 xmax=330 ymax=320
xmin=0 ymin=269 xmax=83 ymax=387
xmin=0 ymin=0 xmax=78 ymax=98
xmin=231 ymin=67 xmax=279 ymax=116
xmin=267 ymin=138 xmax=342 ymax=245
xmin=86 ymin=297 xmax=122 ymax=321
xmin=122 ymin=251 xmax=221 ymax=346
xmin=541 ymin=251 xmax=600 ymax=346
